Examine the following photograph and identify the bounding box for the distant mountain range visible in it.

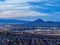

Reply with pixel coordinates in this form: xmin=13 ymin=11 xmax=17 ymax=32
xmin=0 ymin=19 xmax=60 ymax=26
xmin=0 ymin=19 xmax=30 ymax=24
xmin=30 ymin=19 xmax=60 ymax=27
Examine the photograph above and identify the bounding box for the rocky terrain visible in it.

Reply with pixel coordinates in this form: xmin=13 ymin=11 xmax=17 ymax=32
xmin=0 ymin=31 xmax=60 ymax=45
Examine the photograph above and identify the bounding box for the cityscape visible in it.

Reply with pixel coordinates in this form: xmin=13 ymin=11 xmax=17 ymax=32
xmin=0 ymin=0 xmax=60 ymax=45
xmin=0 ymin=19 xmax=60 ymax=45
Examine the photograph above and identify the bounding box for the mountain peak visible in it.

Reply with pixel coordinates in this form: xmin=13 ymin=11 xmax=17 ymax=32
xmin=33 ymin=19 xmax=44 ymax=23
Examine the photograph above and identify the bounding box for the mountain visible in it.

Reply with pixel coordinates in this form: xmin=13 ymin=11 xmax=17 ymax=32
xmin=24 ymin=19 xmax=60 ymax=27
xmin=0 ymin=19 xmax=60 ymax=27
xmin=0 ymin=19 xmax=30 ymax=24
xmin=32 ymin=19 xmax=44 ymax=23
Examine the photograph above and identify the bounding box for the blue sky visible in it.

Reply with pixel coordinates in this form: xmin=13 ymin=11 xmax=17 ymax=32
xmin=0 ymin=0 xmax=60 ymax=21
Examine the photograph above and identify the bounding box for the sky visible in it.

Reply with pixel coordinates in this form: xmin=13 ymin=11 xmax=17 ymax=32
xmin=0 ymin=0 xmax=60 ymax=21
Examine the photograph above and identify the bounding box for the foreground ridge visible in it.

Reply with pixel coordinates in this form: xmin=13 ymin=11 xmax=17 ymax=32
xmin=0 ymin=31 xmax=60 ymax=45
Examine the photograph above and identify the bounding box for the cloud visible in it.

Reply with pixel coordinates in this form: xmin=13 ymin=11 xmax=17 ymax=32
xmin=0 ymin=9 xmax=49 ymax=18
xmin=0 ymin=0 xmax=60 ymax=21
xmin=28 ymin=0 xmax=60 ymax=14
xmin=0 ymin=0 xmax=42 ymax=4
xmin=0 ymin=0 xmax=49 ymax=19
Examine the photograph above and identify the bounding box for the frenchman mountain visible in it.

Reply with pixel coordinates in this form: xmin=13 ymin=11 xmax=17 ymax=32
xmin=0 ymin=19 xmax=60 ymax=26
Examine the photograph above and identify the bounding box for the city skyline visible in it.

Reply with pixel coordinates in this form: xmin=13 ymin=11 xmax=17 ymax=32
xmin=0 ymin=0 xmax=60 ymax=21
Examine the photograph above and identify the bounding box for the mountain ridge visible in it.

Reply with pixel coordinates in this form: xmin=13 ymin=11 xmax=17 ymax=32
xmin=0 ymin=19 xmax=60 ymax=26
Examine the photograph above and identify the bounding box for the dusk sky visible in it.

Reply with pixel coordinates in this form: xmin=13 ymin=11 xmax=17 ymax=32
xmin=0 ymin=0 xmax=60 ymax=21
